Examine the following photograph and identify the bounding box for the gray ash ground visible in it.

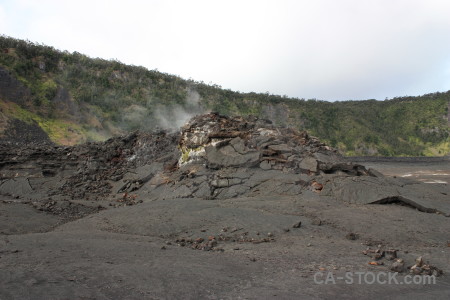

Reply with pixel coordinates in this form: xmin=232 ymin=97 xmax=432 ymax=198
xmin=359 ymin=160 xmax=450 ymax=184
xmin=0 ymin=113 xmax=449 ymax=299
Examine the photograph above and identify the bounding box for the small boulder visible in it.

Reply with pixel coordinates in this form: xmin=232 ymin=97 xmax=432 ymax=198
xmin=345 ymin=232 xmax=358 ymax=240
xmin=298 ymin=156 xmax=318 ymax=172
xmin=259 ymin=160 xmax=271 ymax=170
xmin=311 ymin=218 xmax=322 ymax=226
xmin=390 ymin=259 xmax=405 ymax=273
xmin=292 ymin=221 xmax=302 ymax=228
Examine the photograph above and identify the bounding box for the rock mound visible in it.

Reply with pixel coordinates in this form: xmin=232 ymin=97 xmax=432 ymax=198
xmin=179 ymin=113 xmax=366 ymax=173
xmin=157 ymin=113 xmax=368 ymax=199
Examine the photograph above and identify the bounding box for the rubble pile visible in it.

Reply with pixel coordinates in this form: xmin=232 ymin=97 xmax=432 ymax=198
xmin=58 ymin=130 xmax=178 ymax=199
xmin=409 ymin=256 xmax=443 ymax=277
xmin=31 ymin=199 xmax=104 ymax=220
xmin=166 ymin=227 xmax=277 ymax=252
xmin=0 ymin=130 xmax=178 ymax=204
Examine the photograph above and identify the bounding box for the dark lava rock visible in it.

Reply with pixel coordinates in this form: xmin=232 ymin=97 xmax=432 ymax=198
xmin=292 ymin=221 xmax=302 ymax=228
xmin=311 ymin=218 xmax=322 ymax=226
xmin=390 ymin=259 xmax=405 ymax=273
xmin=385 ymin=249 xmax=398 ymax=260
xmin=345 ymin=232 xmax=358 ymax=240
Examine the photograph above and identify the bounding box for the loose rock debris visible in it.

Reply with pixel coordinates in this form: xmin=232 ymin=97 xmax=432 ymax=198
xmin=409 ymin=256 xmax=443 ymax=277
xmin=364 ymin=247 xmax=443 ymax=277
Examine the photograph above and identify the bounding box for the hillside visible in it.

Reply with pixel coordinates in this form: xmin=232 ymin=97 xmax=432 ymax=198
xmin=0 ymin=35 xmax=449 ymax=156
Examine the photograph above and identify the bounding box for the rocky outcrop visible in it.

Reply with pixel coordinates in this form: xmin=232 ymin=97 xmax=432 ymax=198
xmin=0 ymin=66 xmax=32 ymax=105
xmin=139 ymin=113 xmax=449 ymax=216
xmin=0 ymin=118 xmax=53 ymax=145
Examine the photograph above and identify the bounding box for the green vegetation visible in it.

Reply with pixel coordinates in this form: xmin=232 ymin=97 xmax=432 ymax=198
xmin=1 ymin=35 xmax=449 ymax=156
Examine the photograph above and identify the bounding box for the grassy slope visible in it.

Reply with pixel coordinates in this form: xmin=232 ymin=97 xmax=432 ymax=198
xmin=0 ymin=35 xmax=449 ymax=156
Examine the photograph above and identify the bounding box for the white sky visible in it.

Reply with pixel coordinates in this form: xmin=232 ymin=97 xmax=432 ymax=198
xmin=1 ymin=0 xmax=450 ymax=101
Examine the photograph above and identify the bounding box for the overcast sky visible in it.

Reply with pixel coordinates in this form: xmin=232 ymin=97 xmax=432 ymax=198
xmin=1 ymin=0 xmax=450 ymax=101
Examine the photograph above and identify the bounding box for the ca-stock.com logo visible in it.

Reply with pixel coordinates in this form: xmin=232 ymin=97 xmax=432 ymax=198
xmin=314 ymin=271 xmax=436 ymax=285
